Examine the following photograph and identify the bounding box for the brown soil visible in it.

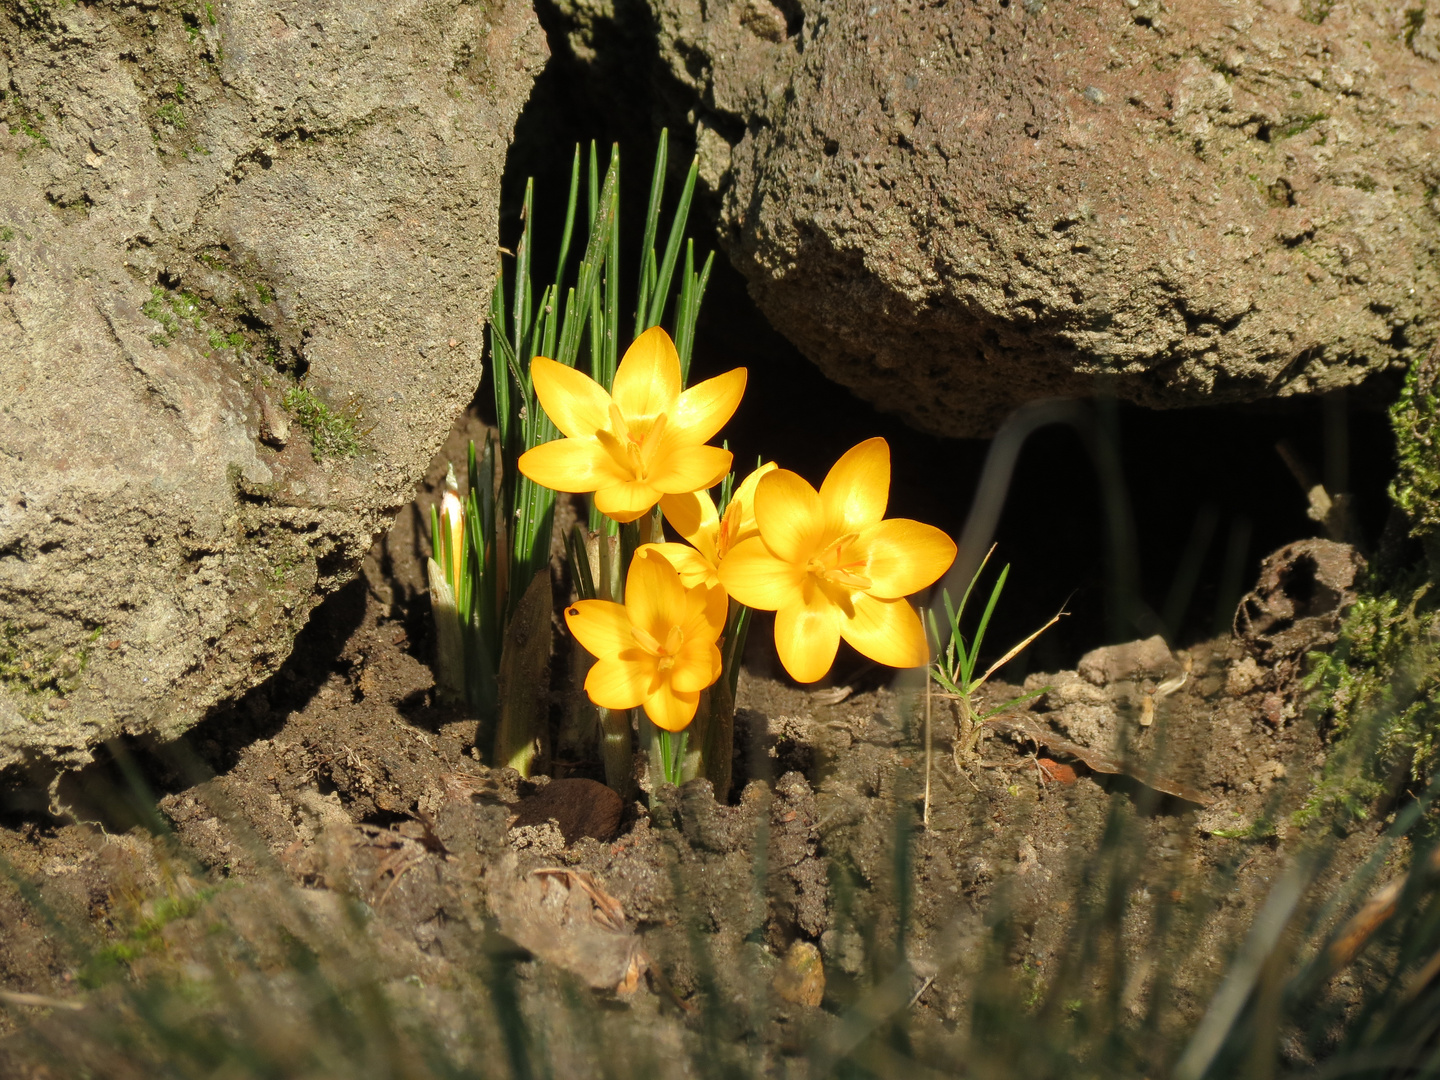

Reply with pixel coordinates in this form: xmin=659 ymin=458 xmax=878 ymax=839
xmin=0 ymin=415 xmax=1398 ymax=1074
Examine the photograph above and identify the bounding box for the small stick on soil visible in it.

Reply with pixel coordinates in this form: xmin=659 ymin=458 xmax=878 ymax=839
xmin=908 ymin=975 xmax=935 ymax=1009
xmin=0 ymin=990 xmax=84 ymax=1011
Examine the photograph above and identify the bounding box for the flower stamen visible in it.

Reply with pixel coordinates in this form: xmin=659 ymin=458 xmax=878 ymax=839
xmin=631 ymin=625 xmax=662 ymax=654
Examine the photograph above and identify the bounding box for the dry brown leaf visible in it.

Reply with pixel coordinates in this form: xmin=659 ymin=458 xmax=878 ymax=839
xmin=490 ymin=856 xmax=649 ymax=992
xmin=989 ymin=715 xmax=1212 ymax=806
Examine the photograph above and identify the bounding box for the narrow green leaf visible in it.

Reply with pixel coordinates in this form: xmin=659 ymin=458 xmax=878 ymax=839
xmin=969 ymin=564 xmax=1010 ymax=676
xmin=635 ymin=129 xmax=669 ymax=337
xmin=675 ymin=247 xmax=713 ymax=381
xmin=717 ymin=448 xmax=735 ymax=516
xmin=490 ymin=271 xmax=512 ymax=451
xmin=557 ymin=154 xmax=618 ymax=369
xmin=955 ymin=543 xmax=996 ymax=625
xmin=554 ymin=146 xmax=581 ymax=290
xmin=603 ymin=151 xmax=620 ymax=390
xmin=566 ymin=526 xmax=597 ymax=601
xmin=539 ymin=284 xmax=558 ymax=360
xmin=978 ymin=686 xmax=1051 ymax=722
xmin=932 ymin=671 xmax=963 ymax=696
xmin=647 ymin=154 xmax=700 ymax=331
xmin=724 ymin=602 xmax=752 ymax=701
xmin=512 ymin=179 xmax=533 ymax=367
xmin=587 ymin=140 xmax=600 ymax=236
xmin=675 ymin=241 xmax=696 ymax=375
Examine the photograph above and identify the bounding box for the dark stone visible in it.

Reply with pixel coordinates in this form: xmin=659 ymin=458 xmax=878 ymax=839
xmin=510 ymin=778 xmax=624 ymax=845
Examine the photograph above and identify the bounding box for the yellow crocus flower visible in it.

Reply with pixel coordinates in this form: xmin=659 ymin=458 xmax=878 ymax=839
xmin=718 ymin=438 xmax=957 ymax=683
xmin=565 ymin=545 xmax=728 ymax=731
xmin=517 ymin=326 xmax=747 ymax=524
xmin=648 ymin=461 xmax=778 ymax=589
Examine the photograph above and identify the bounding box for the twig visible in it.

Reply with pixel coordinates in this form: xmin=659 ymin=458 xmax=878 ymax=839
xmin=0 ymin=990 xmax=84 ymax=1011
xmin=908 ymin=975 xmax=935 ymax=1009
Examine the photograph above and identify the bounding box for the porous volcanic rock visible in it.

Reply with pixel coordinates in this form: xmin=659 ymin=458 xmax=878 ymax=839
xmin=548 ymin=0 xmax=1440 ymax=435
xmin=0 ymin=0 xmax=544 ymax=771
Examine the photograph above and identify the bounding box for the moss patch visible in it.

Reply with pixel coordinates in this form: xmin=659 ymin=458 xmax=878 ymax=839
xmin=1301 ymin=583 xmax=1440 ymax=822
xmin=1300 ymin=361 xmax=1440 ymax=826
xmin=1275 ymin=113 xmax=1328 ymax=140
xmin=282 ymin=386 xmax=360 ymax=460
xmin=1390 ymin=362 xmax=1440 ymax=565
xmin=0 ymin=625 xmax=101 ymax=716
xmin=142 ymin=285 xmax=203 ymax=345
xmin=82 ymin=886 xmax=222 ymax=988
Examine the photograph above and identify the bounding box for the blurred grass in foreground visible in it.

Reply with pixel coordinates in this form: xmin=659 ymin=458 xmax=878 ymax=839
xmin=0 ymin=685 xmax=1437 ymax=1080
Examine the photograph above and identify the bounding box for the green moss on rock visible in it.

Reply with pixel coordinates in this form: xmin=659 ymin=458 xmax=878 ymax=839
xmin=1301 ymin=355 xmax=1440 ymax=825
xmin=282 ymin=386 xmax=359 ymax=460
xmin=1390 ymin=359 xmax=1440 ymax=565
xmin=1302 ymin=583 xmax=1440 ymax=822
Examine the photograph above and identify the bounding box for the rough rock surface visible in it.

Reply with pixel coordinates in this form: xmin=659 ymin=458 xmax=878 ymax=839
xmin=0 ymin=0 xmax=545 ymax=771
xmin=549 ymin=0 xmax=1440 ymax=435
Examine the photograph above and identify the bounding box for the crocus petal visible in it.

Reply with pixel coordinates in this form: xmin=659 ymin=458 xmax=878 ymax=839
xmin=643 ymin=542 xmax=719 ymax=590
xmin=648 ymin=443 xmax=733 ymax=495
xmin=643 ymin=682 xmax=700 ymax=732
xmin=849 ymin=519 xmax=957 ymax=600
xmin=611 ymin=326 xmax=682 ymax=422
xmin=594 ymin=480 xmax=662 ymax=523
xmin=668 ymin=367 xmax=747 ymax=446
xmin=718 ymin=536 xmax=805 ymax=611
xmin=679 ymin=579 xmax=729 ymax=645
xmin=670 ymin=639 xmax=722 ymax=693
xmin=753 ymin=469 xmax=826 ymax=565
xmin=820 ymin=438 xmax=890 ymax=537
xmin=841 ymin=592 xmax=929 ymax=670
xmin=626 ymin=548 xmax=688 ymax=645
xmin=774 ymin=580 xmax=841 ymax=683
xmin=531 ymin=356 xmax=613 ymax=440
xmin=565 ymin=599 xmax=635 ymax=660
xmin=518 ymin=438 xmax=628 ymax=494
xmin=729 ymin=462 xmax=778 ymax=528
xmin=585 ymin=656 xmax=651 ymax=711
xmin=659 ymin=490 xmax=720 ymax=562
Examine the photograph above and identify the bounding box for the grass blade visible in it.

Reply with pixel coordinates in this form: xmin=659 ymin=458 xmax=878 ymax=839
xmin=675 ymin=245 xmax=714 ymax=381
xmin=975 ymin=608 xmax=1064 ymax=690
xmin=556 ymin=153 xmax=618 ymax=369
xmin=647 ymin=153 xmax=699 ymax=331
xmin=603 ymin=148 xmax=620 ymax=390
xmin=490 ymin=271 xmax=514 ymax=452
xmin=977 ymin=686 xmax=1051 ymax=722
xmin=635 ymin=129 xmax=669 ymax=337
xmin=968 ymin=564 xmax=1010 ymax=672
xmin=554 ymin=146 xmax=581 ymax=290
xmin=512 ymin=179 xmax=533 ymax=368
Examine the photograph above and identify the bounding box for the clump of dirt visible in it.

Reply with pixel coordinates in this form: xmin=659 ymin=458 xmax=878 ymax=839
xmin=0 ymin=416 xmax=1406 ymax=1074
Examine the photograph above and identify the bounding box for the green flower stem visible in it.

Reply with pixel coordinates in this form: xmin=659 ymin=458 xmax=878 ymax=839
xmin=599 ymin=707 xmax=636 ymax=801
xmin=494 ymin=569 xmax=552 ymax=777
xmin=684 ymin=680 xmax=733 ymax=799
xmin=640 ymin=712 xmax=682 ymax=790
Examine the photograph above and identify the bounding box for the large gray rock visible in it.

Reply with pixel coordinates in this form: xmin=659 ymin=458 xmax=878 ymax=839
xmin=0 ymin=0 xmax=545 ymax=770
xmin=551 ymin=0 xmax=1440 ymax=435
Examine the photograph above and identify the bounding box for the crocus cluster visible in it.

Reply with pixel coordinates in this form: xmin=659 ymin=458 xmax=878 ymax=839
xmin=519 ymin=326 xmax=957 ymax=732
